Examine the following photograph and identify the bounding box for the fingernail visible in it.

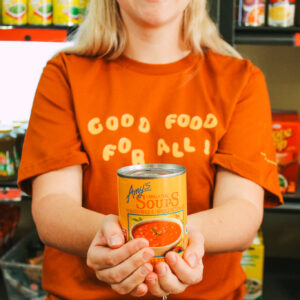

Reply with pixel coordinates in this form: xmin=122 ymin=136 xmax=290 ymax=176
xmin=157 ymin=264 xmax=167 ymax=275
xmin=168 ymin=253 xmax=177 ymax=265
xmin=141 ymin=264 xmax=152 ymax=275
xmin=143 ymin=250 xmax=153 ymax=262
xmin=138 ymin=239 xmax=149 ymax=248
xmin=147 ymin=279 xmax=156 ymax=286
xmin=187 ymin=254 xmax=197 ymax=268
xmin=109 ymin=234 xmax=123 ymax=246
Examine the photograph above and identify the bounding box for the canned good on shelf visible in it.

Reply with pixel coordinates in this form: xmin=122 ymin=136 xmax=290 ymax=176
xmin=268 ymin=0 xmax=296 ymax=27
xmin=28 ymin=0 xmax=53 ymax=25
xmin=2 ymin=0 xmax=27 ymax=25
xmin=53 ymin=0 xmax=81 ymax=26
xmin=242 ymin=0 xmax=266 ymax=27
xmin=0 ymin=127 xmax=18 ymax=182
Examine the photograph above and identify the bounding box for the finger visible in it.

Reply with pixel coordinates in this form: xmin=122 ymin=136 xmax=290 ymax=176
xmin=154 ymin=262 xmax=187 ymax=294
xmin=88 ymin=238 xmax=149 ymax=270
xmin=101 ymin=214 xmax=125 ymax=248
xmin=165 ymin=251 xmax=203 ymax=285
xmin=111 ymin=263 xmax=152 ymax=295
xmin=97 ymin=247 xmax=154 ymax=284
xmin=146 ymin=272 xmax=169 ymax=298
xmin=130 ymin=283 xmax=148 ymax=297
xmin=184 ymin=230 xmax=204 ymax=268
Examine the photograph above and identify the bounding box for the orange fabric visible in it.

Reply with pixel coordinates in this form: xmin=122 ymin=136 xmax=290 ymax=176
xmin=18 ymin=50 xmax=283 ymax=300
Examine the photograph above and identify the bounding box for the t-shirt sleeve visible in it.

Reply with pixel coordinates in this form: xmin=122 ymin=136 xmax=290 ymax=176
xmin=211 ymin=66 xmax=283 ymax=207
xmin=17 ymin=53 xmax=89 ymax=195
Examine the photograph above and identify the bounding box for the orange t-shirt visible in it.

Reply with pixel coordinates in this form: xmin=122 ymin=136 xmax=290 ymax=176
xmin=18 ymin=50 xmax=283 ymax=300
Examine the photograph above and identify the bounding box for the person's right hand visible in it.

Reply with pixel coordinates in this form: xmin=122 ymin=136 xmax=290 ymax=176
xmin=86 ymin=214 xmax=154 ymax=297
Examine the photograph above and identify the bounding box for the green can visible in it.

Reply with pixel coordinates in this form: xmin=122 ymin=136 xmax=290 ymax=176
xmin=28 ymin=0 xmax=53 ymax=25
xmin=53 ymin=0 xmax=80 ymax=26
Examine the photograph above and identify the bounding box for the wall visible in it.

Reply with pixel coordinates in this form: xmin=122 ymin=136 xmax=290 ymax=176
xmin=0 ymin=41 xmax=71 ymax=123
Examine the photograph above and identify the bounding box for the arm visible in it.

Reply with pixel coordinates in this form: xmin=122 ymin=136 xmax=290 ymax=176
xmin=145 ymin=167 xmax=263 ymax=297
xmin=188 ymin=166 xmax=264 ymax=253
xmin=32 ymin=165 xmax=104 ymax=257
xmin=32 ymin=165 xmax=154 ymax=297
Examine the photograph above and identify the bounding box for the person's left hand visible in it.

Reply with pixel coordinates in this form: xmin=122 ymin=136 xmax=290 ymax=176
xmin=145 ymin=229 xmax=204 ymax=297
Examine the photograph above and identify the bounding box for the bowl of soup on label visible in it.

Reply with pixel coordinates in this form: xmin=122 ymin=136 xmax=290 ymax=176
xmin=130 ymin=218 xmax=183 ymax=256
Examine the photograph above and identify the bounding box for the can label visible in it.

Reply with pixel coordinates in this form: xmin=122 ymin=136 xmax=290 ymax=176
xmin=242 ymin=0 xmax=266 ymax=27
xmin=268 ymin=0 xmax=295 ymax=27
xmin=53 ymin=0 xmax=80 ymax=26
xmin=28 ymin=0 xmax=53 ymax=25
xmin=118 ymin=166 xmax=187 ymax=263
xmin=3 ymin=0 xmax=27 ymax=25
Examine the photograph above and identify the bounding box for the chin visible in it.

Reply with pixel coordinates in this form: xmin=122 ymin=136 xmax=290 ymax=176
xmin=118 ymin=0 xmax=190 ymax=28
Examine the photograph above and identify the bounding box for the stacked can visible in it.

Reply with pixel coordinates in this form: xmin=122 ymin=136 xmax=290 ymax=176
xmin=242 ymin=0 xmax=266 ymax=27
xmin=268 ymin=0 xmax=296 ymax=27
xmin=53 ymin=0 xmax=80 ymax=26
xmin=28 ymin=0 xmax=53 ymax=25
xmin=2 ymin=0 xmax=27 ymax=25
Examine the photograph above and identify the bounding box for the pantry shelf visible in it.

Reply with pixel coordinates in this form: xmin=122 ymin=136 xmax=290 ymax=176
xmin=235 ymin=26 xmax=300 ymax=46
xmin=0 ymin=25 xmax=77 ymax=42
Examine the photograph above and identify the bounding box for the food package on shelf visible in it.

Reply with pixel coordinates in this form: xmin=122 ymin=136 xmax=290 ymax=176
xmin=241 ymin=231 xmax=264 ymax=300
xmin=272 ymin=111 xmax=300 ymax=194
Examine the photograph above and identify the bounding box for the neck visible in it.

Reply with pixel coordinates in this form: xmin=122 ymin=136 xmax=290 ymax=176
xmin=122 ymin=15 xmax=190 ymax=64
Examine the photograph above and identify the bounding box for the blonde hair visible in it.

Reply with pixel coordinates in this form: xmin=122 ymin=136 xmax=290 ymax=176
xmin=66 ymin=0 xmax=241 ymax=59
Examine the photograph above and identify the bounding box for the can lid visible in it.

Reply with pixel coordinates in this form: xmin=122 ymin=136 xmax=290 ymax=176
xmin=117 ymin=164 xmax=186 ymax=179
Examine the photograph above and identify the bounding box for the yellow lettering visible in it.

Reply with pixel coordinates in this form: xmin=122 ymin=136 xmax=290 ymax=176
xmin=184 ymin=137 xmax=196 ymax=152
xmin=88 ymin=118 xmax=103 ymax=135
xmin=165 ymin=114 xmax=177 ymax=129
xmin=157 ymin=139 xmax=170 ymax=156
xmin=177 ymin=114 xmax=190 ymax=128
xmin=132 ymin=149 xmax=145 ymax=164
xmin=204 ymin=113 xmax=218 ymax=129
xmin=138 ymin=117 xmax=150 ymax=133
xmin=103 ymin=144 xmax=117 ymax=161
xmin=190 ymin=116 xmax=203 ymax=130
xmin=204 ymin=139 xmax=210 ymax=155
xmin=121 ymin=114 xmax=134 ymax=127
xmin=172 ymin=142 xmax=184 ymax=158
xmin=106 ymin=116 xmax=118 ymax=131
xmin=118 ymin=138 xmax=132 ymax=154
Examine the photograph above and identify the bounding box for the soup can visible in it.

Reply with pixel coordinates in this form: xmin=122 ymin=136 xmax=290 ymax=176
xmin=242 ymin=0 xmax=266 ymax=27
xmin=118 ymin=164 xmax=188 ymax=263
xmin=28 ymin=0 xmax=53 ymax=25
xmin=268 ymin=0 xmax=296 ymax=27
xmin=2 ymin=0 xmax=27 ymax=25
xmin=53 ymin=0 xmax=80 ymax=26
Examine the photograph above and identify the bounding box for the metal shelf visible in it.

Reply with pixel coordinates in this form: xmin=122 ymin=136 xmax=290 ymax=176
xmin=235 ymin=26 xmax=300 ymax=46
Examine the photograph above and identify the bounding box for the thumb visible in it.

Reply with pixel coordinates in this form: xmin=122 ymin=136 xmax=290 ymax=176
xmin=184 ymin=229 xmax=204 ymax=268
xmin=102 ymin=214 xmax=125 ymax=249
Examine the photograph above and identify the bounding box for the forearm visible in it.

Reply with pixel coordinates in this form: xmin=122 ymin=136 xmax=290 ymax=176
xmin=32 ymin=194 xmax=105 ymax=257
xmin=188 ymin=198 xmax=263 ymax=254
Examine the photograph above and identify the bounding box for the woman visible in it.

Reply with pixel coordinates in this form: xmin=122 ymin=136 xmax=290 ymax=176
xmin=18 ymin=0 xmax=283 ymax=299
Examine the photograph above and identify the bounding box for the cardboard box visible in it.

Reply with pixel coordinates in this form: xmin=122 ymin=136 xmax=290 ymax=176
xmin=241 ymin=232 xmax=264 ymax=300
xmin=272 ymin=111 xmax=300 ymax=194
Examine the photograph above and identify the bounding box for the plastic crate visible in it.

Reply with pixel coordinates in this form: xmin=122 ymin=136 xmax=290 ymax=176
xmin=0 ymin=231 xmax=46 ymax=300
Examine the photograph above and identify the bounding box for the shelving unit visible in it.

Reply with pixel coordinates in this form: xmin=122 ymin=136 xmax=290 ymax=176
xmin=235 ymin=26 xmax=300 ymax=46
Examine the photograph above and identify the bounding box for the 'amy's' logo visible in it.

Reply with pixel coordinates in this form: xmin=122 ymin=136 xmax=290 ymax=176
xmin=126 ymin=182 xmax=151 ymax=203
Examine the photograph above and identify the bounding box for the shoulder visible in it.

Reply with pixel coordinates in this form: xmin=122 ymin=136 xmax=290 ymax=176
xmin=200 ymin=50 xmax=266 ymax=99
xmin=44 ymin=52 xmax=108 ymax=76
xmin=203 ymin=50 xmax=263 ymax=82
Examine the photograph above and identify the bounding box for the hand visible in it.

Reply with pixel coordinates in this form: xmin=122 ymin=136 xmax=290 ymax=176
xmin=145 ymin=229 xmax=204 ymax=297
xmin=86 ymin=214 xmax=155 ymax=297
